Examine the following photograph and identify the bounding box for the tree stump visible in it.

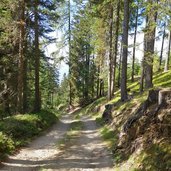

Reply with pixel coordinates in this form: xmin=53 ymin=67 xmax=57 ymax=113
xmin=102 ymin=104 xmax=113 ymax=123
xmin=158 ymin=88 xmax=171 ymax=105
xmin=147 ymin=89 xmax=160 ymax=103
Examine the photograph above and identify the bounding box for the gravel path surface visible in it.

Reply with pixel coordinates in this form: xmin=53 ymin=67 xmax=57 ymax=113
xmin=0 ymin=113 xmax=113 ymax=171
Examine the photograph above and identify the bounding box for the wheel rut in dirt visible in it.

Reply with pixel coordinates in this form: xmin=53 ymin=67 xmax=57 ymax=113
xmin=1 ymin=113 xmax=113 ymax=171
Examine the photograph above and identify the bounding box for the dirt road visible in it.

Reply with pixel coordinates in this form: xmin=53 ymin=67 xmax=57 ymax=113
xmin=1 ymin=112 xmax=113 ymax=171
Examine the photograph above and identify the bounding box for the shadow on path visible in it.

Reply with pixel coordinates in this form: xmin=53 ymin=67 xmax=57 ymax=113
xmin=1 ymin=114 xmax=113 ymax=171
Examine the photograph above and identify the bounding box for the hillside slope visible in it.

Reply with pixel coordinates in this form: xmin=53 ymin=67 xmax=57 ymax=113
xmin=80 ymin=70 xmax=171 ymax=171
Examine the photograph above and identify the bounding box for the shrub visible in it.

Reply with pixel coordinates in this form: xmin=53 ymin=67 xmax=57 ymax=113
xmin=0 ymin=110 xmax=57 ymax=159
xmin=0 ymin=132 xmax=15 ymax=157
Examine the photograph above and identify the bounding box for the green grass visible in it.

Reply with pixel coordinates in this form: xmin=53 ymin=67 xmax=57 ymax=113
xmin=100 ymin=126 xmax=118 ymax=149
xmin=153 ymin=70 xmax=171 ymax=88
xmin=135 ymin=141 xmax=171 ymax=171
xmin=0 ymin=110 xmax=57 ymax=159
xmin=80 ymin=69 xmax=171 ymax=171
xmin=72 ymin=97 xmax=107 ymax=119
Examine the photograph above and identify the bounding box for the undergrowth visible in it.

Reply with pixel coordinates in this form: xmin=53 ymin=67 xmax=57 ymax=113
xmin=84 ymin=70 xmax=171 ymax=170
xmin=0 ymin=110 xmax=57 ymax=160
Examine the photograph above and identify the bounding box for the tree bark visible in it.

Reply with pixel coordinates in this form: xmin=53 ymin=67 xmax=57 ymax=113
xmin=108 ymin=5 xmax=114 ymax=101
xmin=164 ymin=30 xmax=171 ymax=72
xmin=23 ymin=39 xmax=28 ymax=113
xmin=144 ymin=29 xmax=154 ymax=89
xmin=121 ymin=0 xmax=129 ymax=101
xmin=34 ymin=0 xmax=41 ymax=112
xmin=118 ymin=43 xmax=122 ymax=88
xmin=100 ymin=79 xmax=103 ymax=97
xmin=112 ymin=0 xmax=120 ymax=95
xmin=17 ymin=0 xmax=25 ymax=113
xmin=140 ymin=57 xmax=144 ymax=92
xmin=3 ymin=68 xmax=10 ymax=115
xmin=85 ymin=44 xmax=90 ymax=100
xmin=91 ymin=54 xmax=95 ymax=99
xmin=159 ymin=23 xmax=166 ymax=71
xmin=144 ymin=0 xmax=158 ymax=89
xmin=131 ymin=5 xmax=138 ymax=82
xmin=68 ymin=0 xmax=72 ymax=108
xmin=96 ymin=65 xmax=100 ymax=98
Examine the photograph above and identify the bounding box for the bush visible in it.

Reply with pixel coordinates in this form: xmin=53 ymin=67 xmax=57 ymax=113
xmin=0 ymin=132 xmax=15 ymax=157
xmin=0 ymin=110 xmax=57 ymax=159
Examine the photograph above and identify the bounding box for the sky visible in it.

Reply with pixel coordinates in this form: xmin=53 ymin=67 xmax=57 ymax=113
xmin=45 ymin=31 xmax=69 ymax=82
xmin=128 ymin=28 xmax=169 ymax=63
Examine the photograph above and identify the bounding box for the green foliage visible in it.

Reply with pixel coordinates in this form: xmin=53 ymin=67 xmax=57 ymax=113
xmin=56 ymin=74 xmax=70 ymax=107
xmin=0 ymin=110 xmax=57 ymax=159
xmin=137 ymin=143 xmax=171 ymax=171
xmin=0 ymin=115 xmax=40 ymax=140
xmin=69 ymin=66 xmax=170 ymax=170
xmin=0 ymin=0 xmax=62 ymax=115
xmin=127 ymin=62 xmax=141 ymax=79
xmin=100 ymin=126 xmax=118 ymax=149
xmin=0 ymin=132 xmax=15 ymax=157
xmin=40 ymin=59 xmax=60 ymax=109
xmin=153 ymin=70 xmax=171 ymax=88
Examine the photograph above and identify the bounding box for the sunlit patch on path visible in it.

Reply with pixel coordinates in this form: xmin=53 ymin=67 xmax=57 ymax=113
xmin=1 ymin=113 xmax=113 ymax=171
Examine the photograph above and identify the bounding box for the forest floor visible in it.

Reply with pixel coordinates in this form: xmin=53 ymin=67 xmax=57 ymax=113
xmin=0 ymin=110 xmax=113 ymax=171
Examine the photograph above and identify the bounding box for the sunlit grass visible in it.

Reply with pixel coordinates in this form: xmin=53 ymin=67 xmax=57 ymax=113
xmin=0 ymin=110 xmax=57 ymax=159
xmin=84 ymin=70 xmax=171 ymax=170
xmin=153 ymin=70 xmax=171 ymax=88
xmin=100 ymin=126 xmax=118 ymax=149
xmin=69 ymin=69 xmax=171 ymax=171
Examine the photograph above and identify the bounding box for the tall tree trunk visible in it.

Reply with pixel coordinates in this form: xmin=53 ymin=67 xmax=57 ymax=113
xmin=100 ymin=79 xmax=104 ymax=97
xmin=23 ymin=40 xmax=28 ymax=113
xmin=144 ymin=0 xmax=158 ymax=89
xmin=91 ymin=54 xmax=95 ymax=99
xmin=17 ymin=0 xmax=25 ymax=113
xmin=85 ymin=44 xmax=90 ymax=100
xmin=68 ymin=0 xmax=72 ymax=108
xmin=51 ymin=92 xmax=54 ymax=109
xmin=131 ymin=5 xmax=138 ymax=82
xmin=164 ymin=30 xmax=171 ymax=72
xmin=159 ymin=23 xmax=166 ymax=71
xmin=118 ymin=43 xmax=122 ymax=88
xmin=121 ymin=0 xmax=129 ymax=101
xmin=3 ymin=68 xmax=10 ymax=115
xmin=140 ymin=57 xmax=144 ymax=92
xmin=96 ymin=65 xmax=100 ymax=98
xmin=144 ymin=27 xmax=154 ymax=89
xmin=112 ymin=0 xmax=120 ymax=95
xmin=107 ymin=5 xmax=114 ymax=101
xmin=34 ymin=0 xmax=41 ymax=112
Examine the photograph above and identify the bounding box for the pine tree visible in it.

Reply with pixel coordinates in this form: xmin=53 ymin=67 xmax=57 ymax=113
xmin=143 ymin=0 xmax=158 ymax=89
xmin=121 ymin=0 xmax=129 ymax=101
xmin=17 ymin=0 xmax=26 ymax=113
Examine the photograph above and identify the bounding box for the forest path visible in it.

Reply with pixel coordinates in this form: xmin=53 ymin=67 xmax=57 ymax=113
xmin=1 ymin=111 xmax=113 ymax=171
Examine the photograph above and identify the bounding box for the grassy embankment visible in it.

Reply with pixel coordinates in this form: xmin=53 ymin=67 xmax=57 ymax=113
xmin=0 ymin=109 xmax=63 ymax=160
xmin=76 ymin=70 xmax=171 ymax=171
